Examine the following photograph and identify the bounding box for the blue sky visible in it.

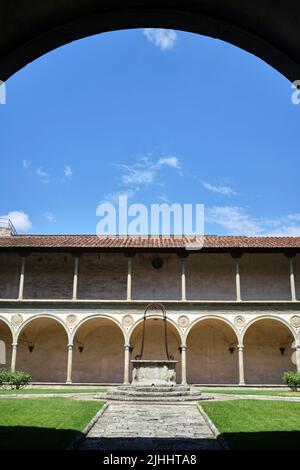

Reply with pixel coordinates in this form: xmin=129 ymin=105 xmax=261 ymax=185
xmin=1 ymin=28 xmax=299 ymax=236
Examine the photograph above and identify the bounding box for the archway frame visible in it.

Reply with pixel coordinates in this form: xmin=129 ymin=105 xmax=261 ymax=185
xmin=0 ymin=1 xmax=299 ymax=82
xmin=185 ymin=315 xmax=240 ymax=345
xmin=128 ymin=314 xmax=183 ymax=346
xmin=71 ymin=314 xmax=126 ymax=344
xmin=16 ymin=314 xmax=71 ymax=344
xmin=241 ymin=315 xmax=297 ymax=344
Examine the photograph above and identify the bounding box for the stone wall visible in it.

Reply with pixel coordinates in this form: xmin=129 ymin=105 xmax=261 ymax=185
xmin=0 ymin=253 xmax=19 ymax=299
xmin=0 ymin=251 xmax=296 ymax=301
xmin=24 ymin=253 xmax=74 ymax=299
xmin=132 ymin=254 xmax=181 ymax=300
xmin=77 ymin=253 xmax=127 ymax=300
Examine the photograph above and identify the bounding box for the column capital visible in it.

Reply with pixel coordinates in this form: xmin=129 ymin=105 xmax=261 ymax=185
xmin=177 ymin=252 xmax=189 ymax=259
xmin=180 ymin=344 xmax=187 ymax=351
xmin=238 ymin=344 xmax=244 ymax=351
xmin=124 ymin=251 xmax=135 ymax=259
xmin=231 ymin=252 xmax=243 ymax=259
xmin=67 ymin=343 xmax=73 ymax=349
xmin=11 ymin=342 xmax=18 ymax=348
xmin=284 ymin=252 xmax=296 ymax=259
xmin=71 ymin=252 xmax=82 ymax=258
xmin=18 ymin=251 xmax=30 ymax=258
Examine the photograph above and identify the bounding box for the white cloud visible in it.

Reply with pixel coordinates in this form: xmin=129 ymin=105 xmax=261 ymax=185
xmin=158 ymin=156 xmax=182 ymax=171
xmin=143 ymin=29 xmax=177 ymax=50
xmin=0 ymin=211 xmax=32 ymax=232
xmin=64 ymin=165 xmax=73 ymax=178
xmin=117 ymin=156 xmax=182 ymax=187
xmin=45 ymin=212 xmax=56 ymax=223
xmin=36 ymin=167 xmax=48 ymax=182
xmin=206 ymin=206 xmax=300 ymax=236
xmin=202 ymin=181 xmax=237 ymax=196
xmin=22 ymin=160 xmax=30 ymax=169
xmin=100 ymin=189 xmax=136 ymax=204
xmin=206 ymin=206 xmax=263 ymax=236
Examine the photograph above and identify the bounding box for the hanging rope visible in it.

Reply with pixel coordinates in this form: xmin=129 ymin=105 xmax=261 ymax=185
xmin=136 ymin=303 xmax=170 ymax=360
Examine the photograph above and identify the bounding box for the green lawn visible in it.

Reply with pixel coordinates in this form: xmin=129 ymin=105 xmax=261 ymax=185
xmin=202 ymin=399 xmax=300 ymax=449
xmin=0 ymin=398 xmax=105 ymax=449
xmin=201 ymin=388 xmax=300 ymax=397
xmin=0 ymin=387 xmax=106 ymax=395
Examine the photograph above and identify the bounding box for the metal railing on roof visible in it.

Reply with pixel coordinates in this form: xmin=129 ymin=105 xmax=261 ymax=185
xmin=0 ymin=218 xmax=17 ymax=235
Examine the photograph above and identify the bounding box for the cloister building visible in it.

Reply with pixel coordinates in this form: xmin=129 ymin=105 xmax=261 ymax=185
xmin=0 ymin=226 xmax=300 ymax=386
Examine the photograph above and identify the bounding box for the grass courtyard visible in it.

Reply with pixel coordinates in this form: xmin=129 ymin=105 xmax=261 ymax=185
xmin=0 ymin=388 xmax=106 ymax=395
xmin=0 ymin=398 xmax=105 ymax=449
xmin=201 ymin=388 xmax=300 ymax=398
xmin=202 ymin=399 xmax=300 ymax=449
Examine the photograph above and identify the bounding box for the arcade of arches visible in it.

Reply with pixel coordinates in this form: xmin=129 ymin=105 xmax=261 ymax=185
xmin=1 ymin=315 xmax=298 ymax=385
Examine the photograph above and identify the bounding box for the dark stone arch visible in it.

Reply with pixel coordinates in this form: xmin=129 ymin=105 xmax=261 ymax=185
xmin=0 ymin=1 xmax=299 ymax=81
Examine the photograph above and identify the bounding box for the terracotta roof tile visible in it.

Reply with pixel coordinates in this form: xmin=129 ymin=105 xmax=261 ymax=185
xmin=0 ymin=234 xmax=299 ymax=251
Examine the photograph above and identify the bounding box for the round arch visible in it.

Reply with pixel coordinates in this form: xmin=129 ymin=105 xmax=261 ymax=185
xmin=0 ymin=317 xmax=14 ymax=369
xmin=71 ymin=314 xmax=126 ymax=343
xmin=0 ymin=315 xmax=15 ymax=341
xmin=128 ymin=314 xmax=183 ymax=345
xmin=242 ymin=317 xmax=296 ymax=384
xmin=0 ymin=1 xmax=299 ymax=82
xmin=186 ymin=316 xmax=239 ymax=384
xmin=186 ymin=315 xmax=239 ymax=343
xmin=16 ymin=315 xmax=69 ymax=382
xmin=16 ymin=314 xmax=70 ymax=343
xmin=72 ymin=315 xmax=125 ymax=383
xmin=129 ymin=315 xmax=182 ymax=382
xmin=241 ymin=315 xmax=296 ymax=343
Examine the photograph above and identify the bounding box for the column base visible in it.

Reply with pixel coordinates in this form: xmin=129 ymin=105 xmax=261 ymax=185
xmin=65 ymin=381 xmax=73 ymax=385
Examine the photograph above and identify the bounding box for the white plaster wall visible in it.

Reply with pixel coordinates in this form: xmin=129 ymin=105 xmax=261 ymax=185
xmin=186 ymin=320 xmax=239 ymax=383
xmin=244 ymin=320 xmax=296 ymax=384
xmin=16 ymin=320 xmax=68 ymax=382
xmin=72 ymin=322 xmax=124 ymax=383
xmin=0 ymin=253 xmax=19 ymax=299
xmin=241 ymin=254 xmax=290 ymax=301
xmin=187 ymin=254 xmax=236 ymax=300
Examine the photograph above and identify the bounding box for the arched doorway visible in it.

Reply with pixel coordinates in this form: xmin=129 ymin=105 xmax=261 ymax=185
xmin=0 ymin=319 xmax=13 ymax=369
xmin=187 ymin=318 xmax=239 ymax=384
xmin=16 ymin=317 xmax=68 ymax=382
xmin=243 ymin=318 xmax=296 ymax=384
xmin=129 ymin=317 xmax=182 ymax=383
xmin=72 ymin=317 xmax=124 ymax=383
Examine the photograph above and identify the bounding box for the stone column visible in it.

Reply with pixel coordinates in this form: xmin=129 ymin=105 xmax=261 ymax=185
xmin=238 ymin=344 xmax=245 ymax=385
xmin=296 ymin=340 xmax=300 ymax=373
xmin=232 ymin=253 xmax=242 ymax=301
xmin=287 ymin=254 xmax=297 ymax=301
xmin=181 ymin=344 xmax=187 ymax=385
xmin=72 ymin=255 xmax=80 ymax=300
xmin=126 ymin=256 xmax=133 ymax=301
xmin=18 ymin=255 xmax=27 ymax=300
xmin=124 ymin=344 xmax=131 ymax=384
xmin=11 ymin=343 xmax=18 ymax=372
xmin=181 ymin=259 xmax=187 ymax=301
xmin=66 ymin=343 xmax=73 ymax=384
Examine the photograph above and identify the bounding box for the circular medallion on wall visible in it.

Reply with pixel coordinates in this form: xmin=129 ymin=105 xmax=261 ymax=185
xmin=122 ymin=314 xmax=134 ymax=327
xmin=234 ymin=315 xmax=246 ymax=328
xmin=178 ymin=315 xmax=189 ymax=328
xmin=66 ymin=314 xmax=78 ymax=327
xmin=290 ymin=315 xmax=300 ymax=328
xmin=11 ymin=314 xmax=23 ymax=326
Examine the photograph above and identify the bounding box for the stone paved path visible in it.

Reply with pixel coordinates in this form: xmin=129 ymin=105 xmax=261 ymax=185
xmin=79 ymin=403 xmax=221 ymax=450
